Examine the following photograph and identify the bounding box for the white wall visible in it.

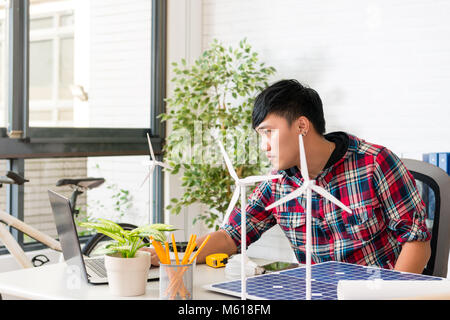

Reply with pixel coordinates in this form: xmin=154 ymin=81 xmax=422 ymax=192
xmin=167 ymin=0 xmax=450 ymax=263
xmin=202 ymin=0 xmax=450 ymax=157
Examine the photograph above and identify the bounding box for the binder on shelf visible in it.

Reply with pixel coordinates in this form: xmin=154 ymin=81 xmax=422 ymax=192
xmin=421 ymin=153 xmax=438 ymax=221
xmin=438 ymin=153 xmax=449 ymax=175
xmin=428 ymin=153 xmax=438 ymax=166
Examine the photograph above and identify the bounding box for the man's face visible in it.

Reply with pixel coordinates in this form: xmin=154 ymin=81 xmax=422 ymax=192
xmin=255 ymin=113 xmax=300 ymax=170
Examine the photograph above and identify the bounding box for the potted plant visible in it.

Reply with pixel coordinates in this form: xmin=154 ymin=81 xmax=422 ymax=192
xmin=78 ymin=218 xmax=177 ymax=296
xmin=160 ymin=38 xmax=276 ymax=230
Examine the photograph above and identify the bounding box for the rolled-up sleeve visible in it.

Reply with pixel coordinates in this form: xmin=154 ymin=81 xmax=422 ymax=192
xmin=373 ymin=147 xmax=431 ymax=244
xmin=220 ymin=180 xmax=276 ymax=252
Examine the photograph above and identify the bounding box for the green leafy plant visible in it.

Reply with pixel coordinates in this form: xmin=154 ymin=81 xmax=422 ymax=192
xmin=160 ymin=38 xmax=276 ymax=230
xmin=78 ymin=218 xmax=177 ymax=258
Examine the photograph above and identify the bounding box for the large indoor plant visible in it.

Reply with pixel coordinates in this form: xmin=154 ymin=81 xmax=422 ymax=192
xmin=78 ymin=218 xmax=176 ymax=296
xmin=160 ymin=38 xmax=276 ymax=230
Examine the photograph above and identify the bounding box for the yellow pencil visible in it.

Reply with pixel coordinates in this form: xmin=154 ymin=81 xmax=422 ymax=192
xmin=152 ymin=240 xmax=168 ymax=264
xmin=182 ymin=234 xmax=197 ymax=265
xmin=171 ymin=233 xmax=180 ymax=265
xmin=188 ymin=234 xmax=211 ymax=264
xmin=164 ymin=241 xmax=170 ymax=264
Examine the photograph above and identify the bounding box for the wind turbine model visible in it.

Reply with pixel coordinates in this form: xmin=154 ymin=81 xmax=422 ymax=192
xmin=265 ymin=134 xmax=352 ymax=300
xmin=140 ymin=133 xmax=171 ymax=224
xmin=213 ymin=132 xmax=282 ymax=300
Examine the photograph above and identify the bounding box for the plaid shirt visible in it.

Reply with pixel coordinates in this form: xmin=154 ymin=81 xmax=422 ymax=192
xmin=221 ymin=132 xmax=431 ymax=269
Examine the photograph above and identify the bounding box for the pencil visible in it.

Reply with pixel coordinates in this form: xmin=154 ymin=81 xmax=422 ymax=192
xmin=171 ymin=233 xmax=180 ymax=265
xmin=188 ymin=234 xmax=211 ymax=264
xmin=152 ymin=240 xmax=168 ymax=264
xmin=182 ymin=234 xmax=197 ymax=265
xmin=181 ymin=234 xmax=194 ymax=264
xmin=164 ymin=241 xmax=170 ymax=264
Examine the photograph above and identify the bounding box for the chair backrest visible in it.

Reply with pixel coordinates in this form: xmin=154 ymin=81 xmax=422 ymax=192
xmin=401 ymin=158 xmax=450 ymax=278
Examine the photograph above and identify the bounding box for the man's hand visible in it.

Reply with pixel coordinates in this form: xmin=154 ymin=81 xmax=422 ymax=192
xmin=194 ymin=230 xmax=237 ymax=264
xmin=394 ymin=240 xmax=431 ymax=274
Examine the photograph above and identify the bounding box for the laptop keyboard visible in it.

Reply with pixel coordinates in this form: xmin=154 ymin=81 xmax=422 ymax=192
xmin=85 ymin=257 xmax=107 ymax=278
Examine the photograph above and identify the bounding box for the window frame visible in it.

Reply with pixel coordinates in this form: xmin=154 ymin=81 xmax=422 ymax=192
xmin=0 ymin=0 xmax=167 ymax=254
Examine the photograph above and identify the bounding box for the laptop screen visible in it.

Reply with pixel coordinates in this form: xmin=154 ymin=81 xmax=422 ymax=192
xmin=48 ymin=189 xmax=88 ymax=283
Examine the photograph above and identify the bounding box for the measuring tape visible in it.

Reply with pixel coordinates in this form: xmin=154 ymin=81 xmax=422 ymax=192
xmin=206 ymin=253 xmax=229 ymax=268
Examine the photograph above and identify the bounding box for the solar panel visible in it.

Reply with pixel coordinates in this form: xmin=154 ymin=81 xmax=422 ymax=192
xmin=206 ymin=261 xmax=444 ymax=300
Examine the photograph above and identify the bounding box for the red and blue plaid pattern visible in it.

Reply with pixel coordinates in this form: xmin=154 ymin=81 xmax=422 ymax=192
xmin=221 ymin=133 xmax=431 ymax=269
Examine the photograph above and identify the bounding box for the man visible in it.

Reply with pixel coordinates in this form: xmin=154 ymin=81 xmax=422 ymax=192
xmin=149 ymin=79 xmax=431 ymax=274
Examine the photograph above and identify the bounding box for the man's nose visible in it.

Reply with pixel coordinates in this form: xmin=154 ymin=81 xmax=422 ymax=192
xmin=260 ymin=137 xmax=271 ymax=152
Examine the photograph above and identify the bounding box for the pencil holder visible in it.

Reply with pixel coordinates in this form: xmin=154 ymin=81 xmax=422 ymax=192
xmin=159 ymin=262 xmax=194 ymax=300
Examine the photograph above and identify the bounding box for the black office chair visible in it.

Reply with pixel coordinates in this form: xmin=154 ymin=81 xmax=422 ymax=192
xmin=402 ymin=158 xmax=450 ymax=278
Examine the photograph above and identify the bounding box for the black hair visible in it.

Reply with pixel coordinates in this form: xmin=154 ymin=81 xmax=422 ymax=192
xmin=252 ymin=79 xmax=326 ymax=135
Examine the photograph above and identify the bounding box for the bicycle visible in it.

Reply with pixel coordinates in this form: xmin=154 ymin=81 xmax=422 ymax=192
xmin=0 ymin=172 xmax=145 ymax=269
xmin=0 ymin=171 xmax=62 ymax=269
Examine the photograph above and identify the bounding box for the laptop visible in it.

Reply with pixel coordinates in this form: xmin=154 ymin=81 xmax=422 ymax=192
xmin=48 ymin=189 xmax=159 ymax=284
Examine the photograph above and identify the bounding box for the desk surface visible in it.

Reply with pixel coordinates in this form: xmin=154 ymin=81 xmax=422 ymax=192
xmin=0 ymin=260 xmax=271 ymax=300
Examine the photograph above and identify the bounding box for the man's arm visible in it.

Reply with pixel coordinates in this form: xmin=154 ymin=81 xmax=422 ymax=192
xmin=373 ymin=147 xmax=432 ymax=273
xmin=195 ymin=230 xmax=237 ymax=264
xmin=394 ymin=240 xmax=431 ymax=274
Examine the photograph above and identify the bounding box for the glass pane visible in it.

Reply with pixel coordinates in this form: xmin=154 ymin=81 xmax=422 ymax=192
xmin=0 ymin=42 xmax=4 ymax=126
xmin=22 ymin=156 xmax=151 ymax=242
xmin=85 ymin=0 xmax=152 ymax=128
xmin=29 ymin=0 xmax=152 ymax=128
xmin=85 ymin=156 xmax=151 ymax=225
xmin=59 ymin=37 xmax=74 ymax=100
xmin=30 ymin=17 xmax=53 ymax=30
xmin=29 ymin=40 xmax=53 ymax=100
xmin=0 ymin=5 xmax=6 ymax=127
xmin=24 ymin=158 xmax=88 ymax=242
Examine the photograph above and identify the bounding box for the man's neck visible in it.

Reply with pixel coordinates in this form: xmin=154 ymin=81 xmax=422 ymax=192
xmin=300 ymin=134 xmax=335 ymax=180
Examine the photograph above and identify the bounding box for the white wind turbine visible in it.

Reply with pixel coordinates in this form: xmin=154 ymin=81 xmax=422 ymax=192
xmin=213 ymin=132 xmax=282 ymax=300
xmin=265 ymin=134 xmax=352 ymax=300
xmin=140 ymin=133 xmax=171 ymax=224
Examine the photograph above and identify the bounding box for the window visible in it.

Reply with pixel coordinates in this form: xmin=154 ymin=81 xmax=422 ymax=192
xmin=0 ymin=0 xmax=166 ymax=254
xmin=21 ymin=155 xmax=151 ymax=243
xmin=29 ymin=5 xmax=75 ymax=126
xmin=0 ymin=4 xmax=6 ymax=127
xmin=28 ymin=0 xmax=152 ymax=128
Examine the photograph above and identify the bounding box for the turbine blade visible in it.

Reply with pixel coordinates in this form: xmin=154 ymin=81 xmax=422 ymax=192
xmin=299 ymin=134 xmax=310 ymax=182
xmin=221 ymin=186 xmax=240 ymax=227
xmin=139 ymin=171 xmax=151 ymax=189
xmin=310 ymin=184 xmax=352 ymax=213
xmin=215 ymin=135 xmax=239 ymax=181
xmin=265 ymin=184 xmax=307 ymax=211
xmin=155 ymin=161 xmax=171 ymax=170
xmin=142 ymin=160 xmax=156 ymax=166
xmin=139 ymin=165 xmax=155 ymax=189
xmin=241 ymin=174 xmax=282 ymax=184
xmin=146 ymin=133 xmax=156 ymax=161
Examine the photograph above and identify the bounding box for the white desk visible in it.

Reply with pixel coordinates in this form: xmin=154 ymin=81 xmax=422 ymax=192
xmin=0 ymin=261 xmax=260 ymax=300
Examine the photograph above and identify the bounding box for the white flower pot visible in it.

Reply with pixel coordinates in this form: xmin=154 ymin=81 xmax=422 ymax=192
xmin=104 ymin=250 xmax=151 ymax=297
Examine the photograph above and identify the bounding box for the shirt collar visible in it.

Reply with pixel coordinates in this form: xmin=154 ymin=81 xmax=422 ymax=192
xmin=276 ymin=132 xmax=361 ymax=185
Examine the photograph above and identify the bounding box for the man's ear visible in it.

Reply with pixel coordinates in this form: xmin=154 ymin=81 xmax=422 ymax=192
xmin=294 ymin=116 xmax=310 ymax=136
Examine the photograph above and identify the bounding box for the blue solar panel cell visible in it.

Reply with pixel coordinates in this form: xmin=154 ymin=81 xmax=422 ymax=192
xmin=207 ymin=261 xmax=443 ymax=300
